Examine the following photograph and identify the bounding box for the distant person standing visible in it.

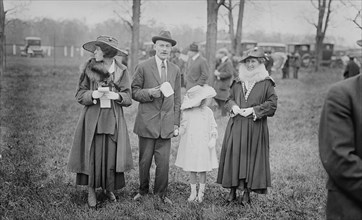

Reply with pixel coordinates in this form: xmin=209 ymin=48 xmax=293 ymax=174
xmin=319 ymin=73 xmax=362 ymax=219
xmin=282 ymin=54 xmax=290 ymax=79
xmin=170 ymin=47 xmax=186 ymax=87
xmin=213 ymin=48 xmax=234 ymax=116
xmin=264 ymin=52 xmax=274 ymax=75
xmin=292 ymin=52 xmax=301 ymax=79
xmin=185 ymin=42 xmax=209 ymax=90
xmin=132 ymin=30 xmax=181 ymax=204
xmin=343 ymin=56 xmax=360 ymax=79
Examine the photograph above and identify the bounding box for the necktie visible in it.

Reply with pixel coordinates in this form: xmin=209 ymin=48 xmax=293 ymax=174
xmin=161 ymin=60 xmax=167 ymax=82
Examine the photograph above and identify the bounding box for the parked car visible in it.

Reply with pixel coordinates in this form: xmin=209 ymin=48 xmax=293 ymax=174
xmin=20 ymin=37 xmax=44 ymax=57
xmin=287 ymin=42 xmax=334 ymax=67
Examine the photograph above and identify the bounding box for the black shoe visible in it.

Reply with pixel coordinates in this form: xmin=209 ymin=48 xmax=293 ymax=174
xmin=226 ymin=188 xmax=236 ymax=202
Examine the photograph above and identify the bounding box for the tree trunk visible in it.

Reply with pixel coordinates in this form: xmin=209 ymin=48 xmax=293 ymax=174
xmin=227 ymin=0 xmax=235 ymax=55
xmin=314 ymin=0 xmax=332 ymax=72
xmin=130 ymin=0 xmax=140 ymax=74
xmin=235 ymin=0 xmax=245 ymax=56
xmin=0 ymin=0 xmax=5 ymax=75
xmin=206 ymin=0 xmax=224 ymax=86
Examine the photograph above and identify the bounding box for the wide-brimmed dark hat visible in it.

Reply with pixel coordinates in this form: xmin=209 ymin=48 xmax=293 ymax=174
xmin=189 ymin=42 xmax=199 ymax=52
xmin=152 ymin=30 xmax=177 ymax=46
xmin=240 ymin=47 xmax=265 ymax=61
xmin=83 ymin=35 xmax=128 ymax=56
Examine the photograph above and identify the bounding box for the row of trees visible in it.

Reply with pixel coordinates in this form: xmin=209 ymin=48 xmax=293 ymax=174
xmin=1 ymin=0 xmax=361 ymax=74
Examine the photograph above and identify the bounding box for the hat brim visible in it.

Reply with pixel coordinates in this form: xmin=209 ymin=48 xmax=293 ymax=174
xmin=181 ymin=85 xmax=216 ymax=110
xmin=152 ymin=36 xmax=177 ymax=46
xmin=83 ymin=41 xmax=128 ymax=56
xmin=240 ymin=54 xmax=265 ymax=62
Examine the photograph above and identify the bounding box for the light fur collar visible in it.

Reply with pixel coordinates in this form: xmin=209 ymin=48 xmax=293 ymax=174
xmin=238 ymin=63 xmax=269 ymax=83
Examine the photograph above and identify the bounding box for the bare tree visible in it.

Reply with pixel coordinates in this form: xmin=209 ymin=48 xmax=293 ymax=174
xmin=1 ymin=0 xmax=6 ymax=75
xmin=206 ymin=0 xmax=225 ymax=85
xmin=222 ymin=0 xmax=245 ymax=56
xmin=312 ymin=0 xmax=333 ymax=72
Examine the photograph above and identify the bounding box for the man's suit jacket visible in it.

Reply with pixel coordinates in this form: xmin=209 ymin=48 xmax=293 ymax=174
xmin=319 ymin=74 xmax=362 ymax=219
xmin=213 ymin=58 xmax=234 ymax=101
xmin=132 ymin=57 xmax=181 ymax=139
xmin=185 ymin=55 xmax=209 ymax=90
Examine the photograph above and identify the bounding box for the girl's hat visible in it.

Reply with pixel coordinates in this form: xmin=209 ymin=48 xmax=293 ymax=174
xmin=181 ymin=85 xmax=216 ymax=110
xmin=83 ymin=35 xmax=128 ymax=56
xmin=240 ymin=47 xmax=265 ymax=62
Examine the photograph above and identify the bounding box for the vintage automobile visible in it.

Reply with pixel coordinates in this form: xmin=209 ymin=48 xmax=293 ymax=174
xmin=20 ymin=37 xmax=44 ymax=57
xmin=287 ymin=42 xmax=334 ymax=67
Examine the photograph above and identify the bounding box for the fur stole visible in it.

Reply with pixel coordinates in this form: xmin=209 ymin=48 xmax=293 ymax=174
xmin=80 ymin=58 xmax=111 ymax=83
xmin=238 ymin=63 xmax=270 ymax=84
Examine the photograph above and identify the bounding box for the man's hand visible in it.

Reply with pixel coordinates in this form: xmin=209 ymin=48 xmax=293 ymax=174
xmin=148 ymin=86 xmax=162 ymax=98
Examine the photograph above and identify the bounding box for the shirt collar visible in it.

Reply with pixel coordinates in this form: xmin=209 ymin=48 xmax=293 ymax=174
xmin=108 ymin=59 xmax=115 ymax=73
xmin=155 ymin=55 xmax=167 ymax=67
xmin=192 ymin=53 xmax=200 ymax=61
xmin=221 ymin=56 xmax=228 ymax=63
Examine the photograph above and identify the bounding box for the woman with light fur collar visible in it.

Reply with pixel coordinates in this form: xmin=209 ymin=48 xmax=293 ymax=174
xmin=217 ymin=47 xmax=278 ymax=205
xmin=68 ymin=36 xmax=133 ymax=208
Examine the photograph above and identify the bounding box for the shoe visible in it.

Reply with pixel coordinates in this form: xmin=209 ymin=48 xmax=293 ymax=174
xmin=106 ymin=190 xmax=117 ymax=202
xmin=88 ymin=187 xmax=97 ymax=208
xmin=240 ymin=191 xmax=251 ymax=205
xmin=133 ymin=193 xmax=142 ymax=201
xmin=226 ymin=188 xmax=236 ymax=202
xmin=197 ymin=183 xmax=205 ymax=203
xmin=160 ymin=196 xmax=173 ymax=205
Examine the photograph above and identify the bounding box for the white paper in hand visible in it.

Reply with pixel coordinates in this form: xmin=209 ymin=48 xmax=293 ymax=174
xmin=98 ymin=87 xmax=111 ymax=108
xmin=160 ymin=82 xmax=174 ymax=97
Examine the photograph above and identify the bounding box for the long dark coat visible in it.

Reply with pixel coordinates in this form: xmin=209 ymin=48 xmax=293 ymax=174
xmin=319 ymin=74 xmax=362 ymax=219
xmin=213 ymin=58 xmax=234 ymax=101
xmin=68 ymin=58 xmax=134 ymax=174
xmin=217 ymin=77 xmax=277 ymax=193
xmin=132 ymin=57 xmax=181 ymax=139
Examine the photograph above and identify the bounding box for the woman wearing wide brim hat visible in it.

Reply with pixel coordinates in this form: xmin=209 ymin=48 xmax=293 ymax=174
xmin=216 ymin=45 xmax=278 ymax=205
xmin=68 ymin=35 xmax=133 ymax=208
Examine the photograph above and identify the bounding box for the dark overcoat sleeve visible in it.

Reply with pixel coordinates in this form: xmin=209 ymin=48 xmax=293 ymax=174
xmin=131 ymin=64 xmax=154 ymax=103
xmin=318 ymin=83 xmax=362 ymax=204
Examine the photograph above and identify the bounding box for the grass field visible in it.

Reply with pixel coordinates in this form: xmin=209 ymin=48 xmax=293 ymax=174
xmin=0 ymin=56 xmax=344 ymax=219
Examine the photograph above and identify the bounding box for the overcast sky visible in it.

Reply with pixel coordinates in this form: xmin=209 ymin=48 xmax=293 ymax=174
xmin=4 ymin=0 xmax=362 ymax=47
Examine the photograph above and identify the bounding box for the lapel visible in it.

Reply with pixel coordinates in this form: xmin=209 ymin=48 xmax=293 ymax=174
xmin=166 ymin=61 xmax=174 ymax=83
xmin=151 ymin=57 xmax=162 ymax=85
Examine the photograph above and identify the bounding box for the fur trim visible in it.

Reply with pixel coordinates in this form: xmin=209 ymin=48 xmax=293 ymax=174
xmin=238 ymin=63 xmax=269 ymax=83
xmin=80 ymin=58 xmax=110 ymax=82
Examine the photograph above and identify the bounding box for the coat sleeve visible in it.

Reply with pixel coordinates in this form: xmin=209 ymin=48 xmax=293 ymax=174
xmin=174 ymin=67 xmax=182 ymax=127
xmin=218 ymin=62 xmax=233 ymax=79
xmin=114 ymin=68 xmax=132 ymax=107
xmin=318 ymin=86 xmax=362 ymax=204
xmin=75 ymin=68 xmax=94 ymax=106
xmin=224 ymin=82 xmax=238 ymax=112
xmin=196 ymin=59 xmax=209 ymax=86
xmin=131 ymin=64 xmax=154 ymax=103
xmin=253 ymin=80 xmax=277 ymax=119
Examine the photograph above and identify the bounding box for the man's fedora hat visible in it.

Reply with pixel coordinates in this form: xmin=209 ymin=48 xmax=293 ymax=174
xmin=83 ymin=35 xmax=128 ymax=56
xmin=189 ymin=42 xmax=199 ymax=52
xmin=152 ymin=30 xmax=177 ymax=46
xmin=240 ymin=47 xmax=265 ymax=62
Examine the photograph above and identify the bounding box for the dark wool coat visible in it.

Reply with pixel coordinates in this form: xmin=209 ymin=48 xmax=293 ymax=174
xmin=319 ymin=74 xmax=362 ymax=219
xmin=217 ymin=77 xmax=277 ymax=192
xmin=68 ymin=58 xmax=134 ymax=174
xmin=185 ymin=55 xmax=209 ymax=90
xmin=132 ymin=57 xmax=181 ymax=139
xmin=213 ymin=58 xmax=234 ymax=101
xmin=343 ymin=60 xmax=360 ymax=79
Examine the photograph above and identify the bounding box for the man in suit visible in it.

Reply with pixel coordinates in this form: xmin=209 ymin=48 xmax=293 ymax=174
xmin=131 ymin=30 xmax=181 ymax=204
xmin=170 ymin=47 xmax=186 ymax=87
xmin=185 ymin=42 xmax=209 ymax=90
xmin=319 ymin=73 xmax=362 ymax=219
xmin=213 ymin=48 xmax=234 ymax=116
xmin=343 ymin=55 xmax=360 ymax=79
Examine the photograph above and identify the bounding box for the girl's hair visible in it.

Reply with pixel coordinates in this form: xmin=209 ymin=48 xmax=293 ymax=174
xmin=96 ymin=42 xmax=118 ymax=58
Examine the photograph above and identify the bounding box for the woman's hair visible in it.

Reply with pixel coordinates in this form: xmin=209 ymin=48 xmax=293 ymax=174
xmin=96 ymin=42 xmax=118 ymax=58
xmin=243 ymin=57 xmax=266 ymax=64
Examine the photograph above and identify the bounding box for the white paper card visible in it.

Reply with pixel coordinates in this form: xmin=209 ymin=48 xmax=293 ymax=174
xmin=98 ymin=87 xmax=111 ymax=108
xmin=160 ymin=82 xmax=174 ymax=97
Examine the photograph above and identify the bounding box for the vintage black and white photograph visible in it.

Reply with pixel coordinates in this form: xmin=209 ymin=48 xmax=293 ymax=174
xmin=0 ymin=0 xmax=361 ymax=219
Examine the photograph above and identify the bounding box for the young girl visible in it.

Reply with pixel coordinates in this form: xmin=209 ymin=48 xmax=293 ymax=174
xmin=175 ymin=85 xmax=219 ymax=202
xmin=68 ymin=36 xmax=133 ymax=208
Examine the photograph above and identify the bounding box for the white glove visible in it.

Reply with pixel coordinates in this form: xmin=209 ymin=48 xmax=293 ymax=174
xmin=208 ymin=137 xmax=216 ymax=149
xmin=104 ymin=91 xmax=120 ymax=100
xmin=231 ymin=105 xmax=241 ymax=114
xmin=240 ymin=107 xmax=254 ymax=117
xmin=92 ymin=90 xmax=104 ymax=99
